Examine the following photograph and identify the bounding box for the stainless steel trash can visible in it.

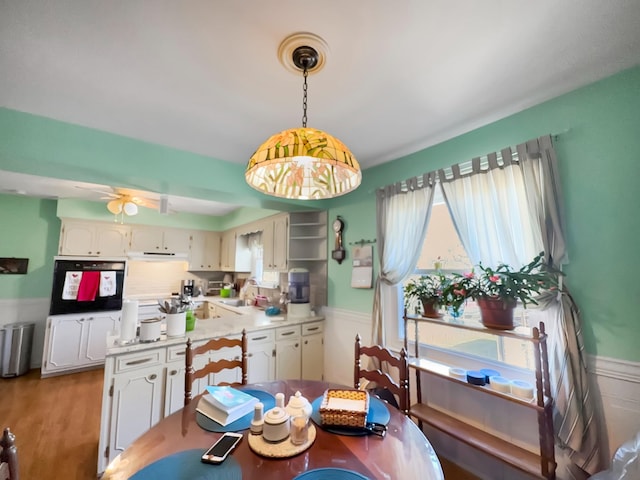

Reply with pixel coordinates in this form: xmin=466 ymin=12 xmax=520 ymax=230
xmin=0 ymin=322 xmax=34 ymax=377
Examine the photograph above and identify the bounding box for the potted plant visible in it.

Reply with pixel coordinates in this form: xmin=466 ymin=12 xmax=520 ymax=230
xmin=467 ymin=252 xmax=560 ymax=330
xmin=403 ymin=272 xmax=446 ymax=318
xmin=441 ymin=272 xmax=475 ymax=319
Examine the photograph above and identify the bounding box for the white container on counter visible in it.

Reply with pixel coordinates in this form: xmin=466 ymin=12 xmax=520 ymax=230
xmin=139 ymin=318 xmax=162 ymax=343
xmin=165 ymin=312 xmax=186 ymax=337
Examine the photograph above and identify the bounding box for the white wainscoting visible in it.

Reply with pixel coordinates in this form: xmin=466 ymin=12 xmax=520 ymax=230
xmin=321 ymin=307 xmax=640 ymax=479
xmin=0 ymin=298 xmax=50 ymax=369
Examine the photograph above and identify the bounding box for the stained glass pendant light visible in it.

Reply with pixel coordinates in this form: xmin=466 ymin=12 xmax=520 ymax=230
xmin=246 ymin=33 xmax=361 ymax=199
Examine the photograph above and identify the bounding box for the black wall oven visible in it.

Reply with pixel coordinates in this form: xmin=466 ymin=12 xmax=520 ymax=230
xmin=49 ymin=257 xmax=127 ymax=315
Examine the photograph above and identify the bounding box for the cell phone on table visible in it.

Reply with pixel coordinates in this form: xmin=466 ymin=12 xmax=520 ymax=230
xmin=201 ymin=432 xmax=243 ymax=464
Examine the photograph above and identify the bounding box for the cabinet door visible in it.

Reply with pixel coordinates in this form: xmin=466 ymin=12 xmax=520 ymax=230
xmin=188 ymin=230 xmax=206 ymax=270
xmin=164 ymin=361 xmax=186 ymax=417
xmin=130 ymin=226 xmax=163 ymax=251
xmin=262 ymin=220 xmax=276 ymax=270
xmin=220 ymin=231 xmax=236 ymax=271
xmin=247 ymin=331 xmax=276 ymax=383
xmin=163 ymin=228 xmax=192 ymax=253
xmin=59 ymin=221 xmax=97 ymax=256
xmin=203 ymin=231 xmax=221 ymax=270
xmin=275 ymin=338 xmax=301 ymax=380
xmin=302 ymin=333 xmax=324 ymax=381
xmin=110 ymin=365 xmax=164 ymax=458
xmin=45 ymin=316 xmax=84 ymax=371
xmin=84 ymin=313 xmax=120 ymax=363
xmin=272 ymin=215 xmax=289 ymax=271
xmin=95 ymin=224 xmax=130 ymax=256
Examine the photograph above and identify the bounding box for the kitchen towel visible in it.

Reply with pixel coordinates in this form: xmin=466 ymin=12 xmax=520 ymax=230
xmin=77 ymin=271 xmax=100 ymax=301
xmin=99 ymin=271 xmax=116 ymax=297
xmin=62 ymin=271 xmax=82 ymax=300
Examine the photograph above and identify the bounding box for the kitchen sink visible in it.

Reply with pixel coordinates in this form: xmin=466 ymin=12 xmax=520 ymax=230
xmin=219 ymin=298 xmax=244 ymax=307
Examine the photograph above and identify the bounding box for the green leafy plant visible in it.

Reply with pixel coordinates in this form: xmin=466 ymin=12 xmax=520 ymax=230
xmin=403 ymin=272 xmax=446 ymax=314
xmin=467 ymin=252 xmax=560 ymax=307
xmin=441 ymin=272 xmax=475 ymax=315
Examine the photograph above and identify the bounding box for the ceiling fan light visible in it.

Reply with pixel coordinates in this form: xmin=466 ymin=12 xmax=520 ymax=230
xmin=107 ymin=200 xmax=123 ymax=214
xmin=123 ymin=202 xmax=138 ymax=216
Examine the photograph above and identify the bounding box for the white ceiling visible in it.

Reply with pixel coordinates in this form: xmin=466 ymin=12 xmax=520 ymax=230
xmin=1 ymin=1 xmax=639 ymax=214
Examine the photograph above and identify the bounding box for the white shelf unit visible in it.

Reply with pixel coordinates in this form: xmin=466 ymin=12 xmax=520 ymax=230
xmin=288 ymin=211 xmax=327 ymax=307
xmin=403 ymin=314 xmax=556 ymax=480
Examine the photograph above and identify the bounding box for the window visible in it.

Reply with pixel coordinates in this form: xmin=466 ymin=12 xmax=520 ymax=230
xmin=399 ymin=185 xmax=537 ymax=370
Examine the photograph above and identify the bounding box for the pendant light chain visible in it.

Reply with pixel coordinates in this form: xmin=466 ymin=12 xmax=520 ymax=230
xmin=302 ymin=67 xmax=308 ymax=128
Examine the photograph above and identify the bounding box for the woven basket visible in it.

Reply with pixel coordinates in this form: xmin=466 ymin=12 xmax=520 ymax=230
xmin=319 ymin=389 xmax=369 ymax=428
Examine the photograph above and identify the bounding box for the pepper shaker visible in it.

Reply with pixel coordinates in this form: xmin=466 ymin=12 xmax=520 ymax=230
xmin=250 ymin=402 xmax=264 ymax=435
xmin=275 ymin=392 xmax=285 ymax=409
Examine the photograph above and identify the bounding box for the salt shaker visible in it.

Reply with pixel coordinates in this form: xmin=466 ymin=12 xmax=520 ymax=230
xmin=275 ymin=392 xmax=285 ymax=409
xmin=250 ymin=402 xmax=264 ymax=435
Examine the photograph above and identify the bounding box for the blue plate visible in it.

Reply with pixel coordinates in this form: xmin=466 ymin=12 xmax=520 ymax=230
xmin=310 ymin=394 xmax=391 ymax=436
xmin=293 ymin=467 xmax=370 ymax=480
xmin=129 ymin=449 xmax=241 ymax=480
xmin=196 ymin=389 xmax=275 ymax=433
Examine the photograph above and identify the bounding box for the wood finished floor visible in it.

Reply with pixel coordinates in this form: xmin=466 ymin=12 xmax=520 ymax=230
xmin=0 ymin=368 xmax=480 ymax=479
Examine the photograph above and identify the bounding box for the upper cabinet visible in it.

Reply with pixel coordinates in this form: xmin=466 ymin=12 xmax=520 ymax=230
xmin=262 ymin=213 xmax=289 ymax=271
xmin=189 ymin=231 xmax=221 ymax=271
xmin=59 ymin=220 xmax=130 ymax=257
xmin=130 ymin=226 xmax=191 ymax=254
xmin=220 ymin=230 xmax=251 ymax=272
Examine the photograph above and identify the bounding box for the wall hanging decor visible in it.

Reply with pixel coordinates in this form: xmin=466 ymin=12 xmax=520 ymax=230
xmin=0 ymin=258 xmax=29 ymax=274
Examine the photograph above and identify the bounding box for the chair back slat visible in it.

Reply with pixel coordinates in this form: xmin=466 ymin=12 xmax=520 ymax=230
xmin=184 ymin=329 xmax=248 ymax=406
xmin=354 ymin=334 xmax=409 ymax=415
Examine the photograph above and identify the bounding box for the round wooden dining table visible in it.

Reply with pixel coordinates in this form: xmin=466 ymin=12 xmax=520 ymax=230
xmin=101 ymin=379 xmax=444 ymax=480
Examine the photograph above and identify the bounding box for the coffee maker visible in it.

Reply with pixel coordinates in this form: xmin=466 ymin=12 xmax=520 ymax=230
xmin=181 ymin=279 xmax=195 ymax=298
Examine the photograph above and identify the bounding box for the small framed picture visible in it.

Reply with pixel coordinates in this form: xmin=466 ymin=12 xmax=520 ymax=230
xmin=0 ymin=258 xmax=29 ymax=274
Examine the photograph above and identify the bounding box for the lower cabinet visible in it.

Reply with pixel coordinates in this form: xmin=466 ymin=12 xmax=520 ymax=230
xmin=247 ymin=330 xmax=276 ymax=384
xmin=97 ymin=321 xmax=324 ymax=475
xmin=42 ymin=312 xmax=120 ymax=377
xmin=302 ymin=322 xmax=324 ymax=381
xmin=275 ymin=325 xmax=301 ymax=380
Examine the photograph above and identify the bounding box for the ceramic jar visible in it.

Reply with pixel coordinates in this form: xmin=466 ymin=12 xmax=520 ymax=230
xmin=262 ymin=407 xmax=290 ymax=443
xmin=285 ymin=391 xmax=312 ymax=419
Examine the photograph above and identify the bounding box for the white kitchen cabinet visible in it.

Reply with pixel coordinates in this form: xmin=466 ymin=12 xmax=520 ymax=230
xmin=130 ymin=226 xmax=191 ymax=253
xmin=220 ymin=229 xmax=251 ymax=272
xmin=41 ymin=312 xmax=120 ymax=376
xmin=301 ymin=321 xmax=324 ymax=381
xmin=59 ymin=220 xmax=130 ymax=257
xmin=107 ymin=350 xmax=166 ymax=463
xmin=275 ymin=325 xmax=301 ymax=380
xmin=189 ymin=230 xmax=221 ymax=271
xmin=262 ymin=214 xmax=289 ymax=271
xmin=247 ymin=330 xmax=276 ymax=383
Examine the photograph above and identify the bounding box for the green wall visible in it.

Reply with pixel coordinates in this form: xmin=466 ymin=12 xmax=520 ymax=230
xmin=1 ymin=66 xmax=639 ymax=361
xmin=0 ymin=195 xmax=60 ymax=299
xmin=328 ymin=66 xmax=640 ymax=362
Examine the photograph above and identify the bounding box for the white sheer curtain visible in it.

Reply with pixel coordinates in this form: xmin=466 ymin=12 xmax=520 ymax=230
xmin=439 ymin=135 xmax=601 ymax=478
xmin=372 ymin=172 xmax=436 ymax=346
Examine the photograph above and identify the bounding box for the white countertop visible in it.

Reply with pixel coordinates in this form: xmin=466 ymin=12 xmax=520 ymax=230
xmin=107 ymin=296 xmax=323 ymax=355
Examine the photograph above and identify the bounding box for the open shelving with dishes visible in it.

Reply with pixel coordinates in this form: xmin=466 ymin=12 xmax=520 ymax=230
xmin=403 ymin=313 xmax=556 ymax=480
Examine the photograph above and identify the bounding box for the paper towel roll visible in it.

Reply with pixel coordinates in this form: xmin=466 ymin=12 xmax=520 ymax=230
xmin=120 ymin=299 xmax=138 ymax=342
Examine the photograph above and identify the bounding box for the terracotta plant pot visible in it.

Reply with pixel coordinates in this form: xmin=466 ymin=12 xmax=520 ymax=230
xmin=421 ymin=299 xmax=441 ymax=318
xmin=477 ymin=297 xmax=516 ymax=330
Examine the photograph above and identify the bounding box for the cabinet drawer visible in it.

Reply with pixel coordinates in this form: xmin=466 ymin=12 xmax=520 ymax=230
xmin=302 ymin=322 xmax=323 ymax=336
xmin=114 ymin=349 xmax=165 ymax=374
xmin=275 ymin=325 xmax=301 ymax=340
xmin=247 ymin=330 xmax=275 ymax=344
xmin=167 ymin=344 xmax=188 ymax=362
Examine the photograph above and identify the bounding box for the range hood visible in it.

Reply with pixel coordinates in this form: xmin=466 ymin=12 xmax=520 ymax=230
xmin=127 ymin=251 xmax=189 ymax=261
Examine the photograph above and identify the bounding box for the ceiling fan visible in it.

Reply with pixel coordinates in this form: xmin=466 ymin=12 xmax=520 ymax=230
xmin=75 ymin=186 xmax=165 ymax=216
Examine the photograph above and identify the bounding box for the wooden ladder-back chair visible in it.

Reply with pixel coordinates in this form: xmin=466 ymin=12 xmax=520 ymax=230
xmin=354 ymin=334 xmax=410 ymax=415
xmin=184 ymin=329 xmax=248 ymax=406
xmin=0 ymin=428 xmax=18 ymax=480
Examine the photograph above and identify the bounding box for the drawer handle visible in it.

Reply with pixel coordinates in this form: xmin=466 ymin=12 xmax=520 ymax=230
xmin=149 ymin=374 xmax=157 ymax=380
xmin=281 ymin=331 xmax=296 ymax=336
xmin=174 ymin=351 xmax=185 ymax=356
xmin=125 ymin=358 xmax=152 ymax=366
xmin=251 ymin=335 xmax=268 ymax=341
xmin=306 ymin=327 xmax=319 ymax=332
